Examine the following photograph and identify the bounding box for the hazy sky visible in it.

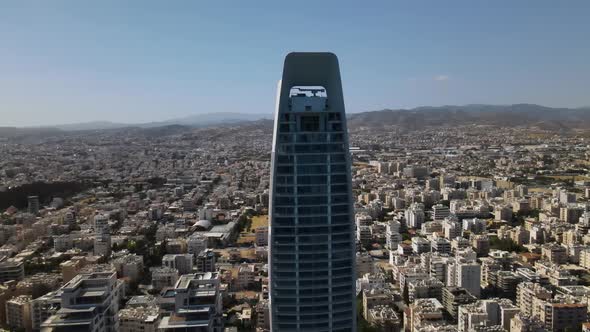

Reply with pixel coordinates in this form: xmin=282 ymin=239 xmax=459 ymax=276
xmin=1 ymin=1 xmax=589 ymax=126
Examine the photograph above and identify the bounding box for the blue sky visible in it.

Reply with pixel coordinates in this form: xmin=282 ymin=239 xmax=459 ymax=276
xmin=1 ymin=1 xmax=589 ymax=126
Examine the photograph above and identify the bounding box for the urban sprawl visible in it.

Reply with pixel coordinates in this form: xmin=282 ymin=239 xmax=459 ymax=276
xmin=0 ymin=121 xmax=590 ymax=332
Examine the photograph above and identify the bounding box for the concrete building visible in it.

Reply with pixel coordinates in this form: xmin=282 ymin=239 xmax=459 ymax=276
xmin=412 ymin=237 xmax=431 ymax=254
xmin=41 ymin=271 xmax=124 ymax=332
xmin=470 ymin=235 xmax=490 ymax=256
xmin=28 ymin=196 xmax=40 ymax=215
xmin=268 ymin=53 xmax=356 ymax=331
xmin=236 ymin=263 xmax=257 ymax=291
xmin=158 ymin=272 xmax=223 ymax=331
xmin=0 ymin=258 xmax=25 ymax=283
xmin=53 ymin=234 xmax=73 ymax=252
xmin=457 ymin=299 xmax=519 ymax=332
xmin=357 ymin=225 xmax=372 ymax=246
xmin=150 ymin=267 xmax=179 ymax=291
xmin=443 ymin=217 xmax=461 ymax=240
xmin=31 ymin=290 xmax=62 ymax=332
xmin=196 ymin=249 xmax=216 ymax=273
xmin=430 ymin=236 xmax=451 ymax=254
xmin=187 ymin=234 xmax=208 ymax=256
xmin=162 ymin=254 xmax=193 ymax=275
xmin=448 ymin=258 xmax=481 ymax=298
xmin=118 ymin=306 xmax=160 ymax=332
xmin=510 ymin=313 xmax=548 ymax=332
xmin=441 ymin=287 xmax=477 ymax=321
xmin=366 ymin=305 xmax=401 ymax=332
xmin=432 ymin=204 xmax=450 ymax=221
xmin=255 ymin=227 xmax=269 ymax=247
xmin=532 ymin=296 xmax=588 ymax=332
xmin=112 ymin=253 xmax=144 ymax=283
xmin=516 ymin=282 xmax=551 ymax=316
xmin=256 ymin=299 xmax=270 ymax=332
xmin=560 ymin=205 xmax=584 ymax=223
xmin=6 ymin=295 xmax=32 ymax=332
xmin=93 ymin=214 xmax=111 ymax=257
xmin=406 ymin=203 xmax=426 ymax=229
xmin=406 ymin=298 xmax=445 ymax=332
xmin=541 ymin=244 xmax=567 ymax=265
xmin=494 ymin=205 xmax=512 ymax=222
xmin=362 ymin=288 xmax=396 ymax=321
xmin=408 ymin=277 xmax=443 ymax=302
xmin=462 ymin=218 xmax=486 ymax=235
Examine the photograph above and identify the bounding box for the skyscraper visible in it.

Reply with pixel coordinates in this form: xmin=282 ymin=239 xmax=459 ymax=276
xmin=269 ymin=52 xmax=356 ymax=331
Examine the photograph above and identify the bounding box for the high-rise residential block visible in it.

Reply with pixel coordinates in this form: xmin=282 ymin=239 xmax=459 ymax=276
xmin=269 ymin=52 xmax=355 ymax=331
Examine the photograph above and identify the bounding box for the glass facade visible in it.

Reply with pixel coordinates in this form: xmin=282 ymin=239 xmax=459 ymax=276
xmin=269 ymin=64 xmax=355 ymax=331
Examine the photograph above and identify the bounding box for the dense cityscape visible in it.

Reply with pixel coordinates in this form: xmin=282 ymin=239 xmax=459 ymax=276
xmin=1 ymin=92 xmax=590 ymax=332
xmin=2 ymin=2 xmax=590 ymax=331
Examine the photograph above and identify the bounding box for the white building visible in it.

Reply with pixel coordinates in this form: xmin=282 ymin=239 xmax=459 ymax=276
xmin=462 ymin=218 xmax=486 ymax=235
xmin=42 ymin=271 xmax=124 ymax=332
xmin=53 ymin=234 xmax=73 ymax=252
xmin=158 ymin=272 xmax=223 ymax=331
xmin=406 ymin=203 xmax=425 ymax=229
xmin=113 ymin=253 xmax=144 ymax=283
xmin=93 ymin=214 xmax=111 ymax=257
xmin=412 ymin=237 xmax=431 ymax=254
xmin=458 ymin=299 xmax=519 ymax=332
xmin=150 ymin=267 xmax=179 ymax=290
xmin=432 ymin=204 xmax=450 ymax=221
xmin=162 ymin=254 xmax=193 ymax=275
xmin=187 ymin=234 xmax=208 ymax=256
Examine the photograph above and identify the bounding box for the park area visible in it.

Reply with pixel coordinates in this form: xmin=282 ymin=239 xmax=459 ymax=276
xmin=237 ymin=215 xmax=269 ymax=245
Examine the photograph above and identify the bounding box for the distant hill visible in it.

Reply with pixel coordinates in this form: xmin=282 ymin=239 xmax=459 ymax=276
xmin=347 ymin=104 xmax=590 ymax=131
xmin=4 ymin=104 xmax=590 ymax=139
xmin=53 ymin=121 xmax=126 ymax=131
xmin=0 ymin=127 xmax=63 ymax=138
xmin=50 ymin=112 xmax=271 ymax=131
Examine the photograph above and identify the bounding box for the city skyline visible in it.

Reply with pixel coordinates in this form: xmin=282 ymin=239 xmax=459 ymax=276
xmin=2 ymin=1 xmax=590 ymax=126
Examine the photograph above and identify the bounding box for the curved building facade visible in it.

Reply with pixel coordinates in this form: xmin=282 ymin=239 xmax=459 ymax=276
xmin=269 ymin=52 xmax=356 ymax=331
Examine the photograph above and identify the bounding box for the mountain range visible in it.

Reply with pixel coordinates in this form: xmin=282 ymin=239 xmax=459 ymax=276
xmin=49 ymin=112 xmax=271 ymax=131
xmin=2 ymin=104 xmax=590 ymax=138
xmin=346 ymin=104 xmax=590 ymax=131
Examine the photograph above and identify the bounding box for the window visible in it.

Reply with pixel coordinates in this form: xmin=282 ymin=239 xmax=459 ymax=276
xmin=300 ymin=115 xmax=320 ymax=132
xmin=298 ymin=155 xmax=326 ymax=164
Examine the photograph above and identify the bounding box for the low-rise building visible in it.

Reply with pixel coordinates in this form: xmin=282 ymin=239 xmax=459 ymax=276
xmin=119 ymin=306 xmax=160 ymax=332
xmin=41 ymin=271 xmax=124 ymax=332
xmin=6 ymin=295 xmax=32 ymax=332
xmin=158 ymin=272 xmax=223 ymax=331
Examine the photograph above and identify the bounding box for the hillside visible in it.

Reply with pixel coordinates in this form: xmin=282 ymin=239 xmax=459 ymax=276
xmin=347 ymin=104 xmax=590 ymax=131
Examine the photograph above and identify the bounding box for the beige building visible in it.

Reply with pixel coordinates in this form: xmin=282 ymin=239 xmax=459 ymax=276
xmin=580 ymin=249 xmax=590 ymax=269
xmin=366 ymin=305 xmax=401 ymax=332
xmin=362 ymin=288 xmax=396 ymax=321
xmin=516 ymin=282 xmax=552 ymax=317
xmin=255 ymin=299 xmax=270 ymax=332
xmin=6 ymin=295 xmax=32 ymax=332
xmin=541 ymin=244 xmax=567 ymax=265
xmin=118 ymin=306 xmax=160 ymax=332
xmin=510 ymin=313 xmax=547 ymax=332
xmin=235 ymin=263 xmax=257 ymax=290
xmin=532 ymin=296 xmax=587 ymax=332
xmin=60 ymin=256 xmax=87 ymax=283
